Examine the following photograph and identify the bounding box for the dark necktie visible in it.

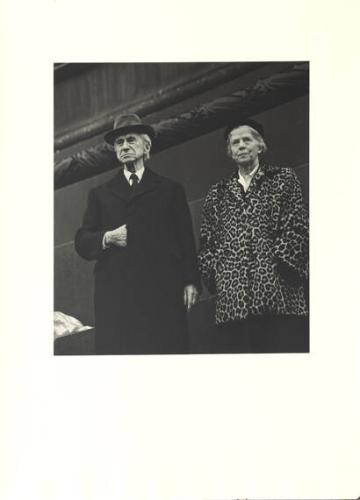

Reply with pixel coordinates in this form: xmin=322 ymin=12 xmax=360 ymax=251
xmin=130 ymin=173 xmax=139 ymax=188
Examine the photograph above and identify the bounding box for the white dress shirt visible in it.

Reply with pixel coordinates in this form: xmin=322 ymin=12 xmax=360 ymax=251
xmin=123 ymin=165 xmax=145 ymax=185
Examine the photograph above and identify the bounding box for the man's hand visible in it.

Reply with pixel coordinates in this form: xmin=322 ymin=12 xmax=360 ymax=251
xmin=184 ymin=284 xmax=198 ymax=311
xmin=105 ymin=224 xmax=127 ymax=247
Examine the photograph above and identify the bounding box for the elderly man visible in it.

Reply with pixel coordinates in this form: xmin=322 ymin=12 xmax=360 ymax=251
xmin=75 ymin=114 xmax=200 ymax=354
xmin=198 ymin=119 xmax=309 ymax=352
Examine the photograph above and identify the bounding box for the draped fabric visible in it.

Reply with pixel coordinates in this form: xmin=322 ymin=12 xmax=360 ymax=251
xmin=55 ymin=63 xmax=309 ymax=189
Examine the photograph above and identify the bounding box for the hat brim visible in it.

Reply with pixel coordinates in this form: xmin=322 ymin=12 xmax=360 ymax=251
xmin=104 ymin=124 xmax=155 ymax=145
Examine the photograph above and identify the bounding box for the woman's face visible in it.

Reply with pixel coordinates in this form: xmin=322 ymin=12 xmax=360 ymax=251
xmin=228 ymin=126 xmax=262 ymax=167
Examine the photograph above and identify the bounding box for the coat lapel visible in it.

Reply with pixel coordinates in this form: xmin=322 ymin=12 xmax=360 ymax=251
xmin=106 ymin=167 xmax=161 ymax=202
xmin=221 ymin=164 xmax=268 ymax=202
xmin=245 ymin=163 xmax=266 ymax=195
xmin=107 ymin=170 xmax=132 ymax=200
xmin=222 ymin=170 xmax=243 ymax=202
xmin=130 ymin=167 xmax=161 ymax=201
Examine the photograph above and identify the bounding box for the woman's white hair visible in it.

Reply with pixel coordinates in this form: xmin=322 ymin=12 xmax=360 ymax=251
xmin=226 ymin=126 xmax=268 ymax=157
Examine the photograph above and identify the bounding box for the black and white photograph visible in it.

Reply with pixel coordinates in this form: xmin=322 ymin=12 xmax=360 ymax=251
xmin=54 ymin=61 xmax=309 ymax=355
xmin=2 ymin=0 xmax=360 ymax=498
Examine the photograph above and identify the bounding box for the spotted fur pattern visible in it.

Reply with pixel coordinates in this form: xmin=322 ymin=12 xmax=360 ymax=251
xmin=198 ymin=164 xmax=309 ymax=325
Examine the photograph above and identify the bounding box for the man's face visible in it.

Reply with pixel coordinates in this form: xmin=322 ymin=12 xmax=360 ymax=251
xmin=114 ymin=133 xmax=147 ymax=165
xmin=228 ymin=126 xmax=262 ymax=166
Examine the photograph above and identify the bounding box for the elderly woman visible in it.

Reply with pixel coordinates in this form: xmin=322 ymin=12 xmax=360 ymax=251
xmin=198 ymin=119 xmax=309 ymax=352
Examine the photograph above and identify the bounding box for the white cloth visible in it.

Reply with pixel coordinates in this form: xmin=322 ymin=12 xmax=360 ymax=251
xmin=238 ymin=164 xmax=259 ymax=192
xmin=124 ymin=165 xmax=144 ymax=185
xmin=54 ymin=311 xmax=92 ymax=338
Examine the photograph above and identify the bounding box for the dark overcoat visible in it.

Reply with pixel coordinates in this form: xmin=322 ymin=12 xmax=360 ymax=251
xmin=75 ymin=168 xmax=200 ymax=354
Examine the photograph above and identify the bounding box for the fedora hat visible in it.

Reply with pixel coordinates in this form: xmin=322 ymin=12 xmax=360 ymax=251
xmin=104 ymin=113 xmax=155 ymax=145
xmin=224 ymin=118 xmax=265 ymax=140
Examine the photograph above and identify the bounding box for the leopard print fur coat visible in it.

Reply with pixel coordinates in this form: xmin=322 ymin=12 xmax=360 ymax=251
xmin=198 ymin=164 xmax=309 ymax=325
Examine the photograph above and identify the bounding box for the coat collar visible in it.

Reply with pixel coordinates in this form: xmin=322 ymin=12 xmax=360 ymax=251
xmin=220 ymin=163 xmax=280 ymax=199
xmin=107 ymin=167 xmax=161 ymax=200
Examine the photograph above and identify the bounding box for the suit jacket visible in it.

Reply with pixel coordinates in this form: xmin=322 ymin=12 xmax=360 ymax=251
xmin=75 ymin=167 xmax=200 ymax=354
